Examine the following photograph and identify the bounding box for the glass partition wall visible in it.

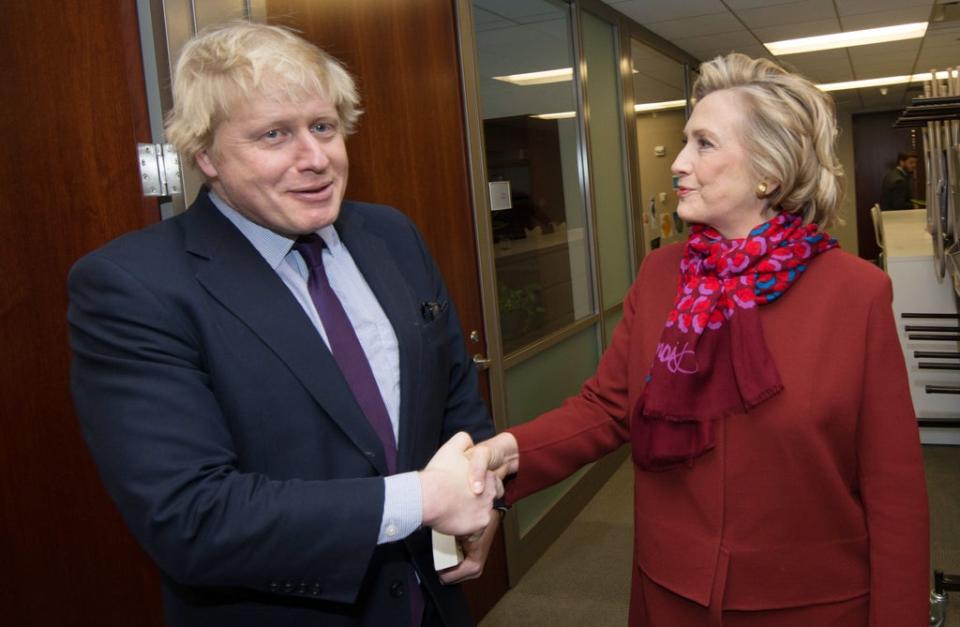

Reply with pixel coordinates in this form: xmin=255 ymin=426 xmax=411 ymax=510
xmin=458 ymin=0 xmax=694 ymax=583
xmin=631 ymin=40 xmax=689 ymax=254
xmin=475 ymin=0 xmax=594 ymax=355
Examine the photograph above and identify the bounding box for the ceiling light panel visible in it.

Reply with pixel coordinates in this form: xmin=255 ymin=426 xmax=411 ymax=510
xmin=530 ymin=111 xmax=576 ymax=119
xmin=492 ymin=67 xmax=573 ymax=86
xmin=818 ymin=70 xmax=954 ymax=92
xmin=765 ymin=21 xmax=928 ymax=55
xmin=634 ymin=99 xmax=687 ymax=112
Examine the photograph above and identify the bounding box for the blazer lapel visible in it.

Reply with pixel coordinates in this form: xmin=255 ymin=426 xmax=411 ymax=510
xmin=181 ymin=194 xmax=391 ymax=475
xmin=336 ymin=205 xmax=423 ymax=473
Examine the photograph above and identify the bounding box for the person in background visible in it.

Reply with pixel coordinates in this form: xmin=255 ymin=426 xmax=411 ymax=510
xmin=880 ymin=150 xmax=919 ymax=210
xmin=68 ymin=22 xmax=500 ymax=627
xmin=476 ymin=52 xmax=929 ymax=626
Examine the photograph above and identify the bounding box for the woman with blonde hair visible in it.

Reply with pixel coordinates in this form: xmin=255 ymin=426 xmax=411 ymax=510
xmin=478 ymin=52 xmax=929 ymax=626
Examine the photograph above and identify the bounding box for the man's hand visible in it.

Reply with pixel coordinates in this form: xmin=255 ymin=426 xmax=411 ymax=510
xmin=467 ymin=432 xmax=519 ymax=496
xmin=438 ymin=512 xmax=501 ymax=585
xmin=420 ymin=432 xmax=498 ymax=537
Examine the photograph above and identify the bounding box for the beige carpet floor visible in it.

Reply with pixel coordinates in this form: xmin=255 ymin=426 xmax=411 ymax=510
xmin=482 ymin=445 xmax=960 ymax=627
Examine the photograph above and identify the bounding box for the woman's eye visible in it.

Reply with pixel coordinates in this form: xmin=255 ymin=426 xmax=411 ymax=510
xmin=697 ymin=138 xmax=714 ymax=149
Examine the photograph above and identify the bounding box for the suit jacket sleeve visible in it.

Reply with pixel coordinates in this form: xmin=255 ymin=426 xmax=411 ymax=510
xmin=68 ymin=251 xmax=384 ymax=604
xmin=857 ymin=276 xmax=930 ymax=626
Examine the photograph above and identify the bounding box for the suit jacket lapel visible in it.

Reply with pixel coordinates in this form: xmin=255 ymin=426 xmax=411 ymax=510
xmin=181 ymin=193 xmax=391 ymax=475
xmin=336 ymin=205 xmax=423 ymax=473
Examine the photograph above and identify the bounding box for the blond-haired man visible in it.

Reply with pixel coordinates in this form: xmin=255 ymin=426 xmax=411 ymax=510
xmin=68 ymin=23 xmax=499 ymax=626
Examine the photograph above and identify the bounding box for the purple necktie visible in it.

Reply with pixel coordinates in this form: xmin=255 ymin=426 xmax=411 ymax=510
xmin=294 ymin=235 xmax=424 ymax=626
xmin=294 ymin=234 xmax=397 ymax=474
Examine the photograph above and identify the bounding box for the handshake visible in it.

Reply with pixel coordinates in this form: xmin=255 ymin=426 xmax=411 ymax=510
xmin=418 ymin=432 xmax=519 ymax=583
xmin=419 ymin=431 xmax=519 ymax=536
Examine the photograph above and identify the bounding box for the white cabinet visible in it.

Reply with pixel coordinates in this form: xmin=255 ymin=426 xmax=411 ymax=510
xmin=883 ymin=210 xmax=960 ymax=445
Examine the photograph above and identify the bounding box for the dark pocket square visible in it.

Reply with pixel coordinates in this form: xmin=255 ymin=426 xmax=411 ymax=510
xmin=420 ymin=300 xmax=447 ymax=322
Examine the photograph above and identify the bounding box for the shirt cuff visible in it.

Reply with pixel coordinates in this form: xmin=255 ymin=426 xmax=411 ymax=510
xmin=378 ymin=471 xmax=423 ymax=544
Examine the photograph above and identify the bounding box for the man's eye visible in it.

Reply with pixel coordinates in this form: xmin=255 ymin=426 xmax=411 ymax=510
xmin=262 ymin=129 xmax=282 ymax=140
xmin=312 ymin=121 xmax=338 ymax=135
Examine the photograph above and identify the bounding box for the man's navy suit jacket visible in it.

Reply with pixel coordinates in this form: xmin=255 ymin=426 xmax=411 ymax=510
xmin=68 ymin=189 xmax=493 ymax=626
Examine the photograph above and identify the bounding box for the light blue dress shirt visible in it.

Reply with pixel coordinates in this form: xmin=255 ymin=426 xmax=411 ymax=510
xmin=210 ymin=192 xmax=422 ymax=544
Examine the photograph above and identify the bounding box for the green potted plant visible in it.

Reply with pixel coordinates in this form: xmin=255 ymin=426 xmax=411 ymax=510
xmin=498 ymin=283 xmax=545 ymax=339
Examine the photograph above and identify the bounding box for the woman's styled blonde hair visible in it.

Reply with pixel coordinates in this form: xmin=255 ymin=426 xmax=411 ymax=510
xmin=165 ymin=22 xmax=361 ymax=165
xmin=693 ymin=53 xmax=843 ymax=228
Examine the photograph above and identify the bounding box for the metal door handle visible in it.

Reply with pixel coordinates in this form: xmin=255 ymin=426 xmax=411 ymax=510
xmin=473 ymin=354 xmax=492 ymax=371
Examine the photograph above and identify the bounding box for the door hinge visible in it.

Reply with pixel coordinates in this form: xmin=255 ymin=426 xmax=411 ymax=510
xmin=138 ymin=143 xmax=183 ymax=197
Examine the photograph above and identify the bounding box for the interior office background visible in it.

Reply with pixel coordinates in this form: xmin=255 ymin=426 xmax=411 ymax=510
xmin=1 ymin=0 xmax=956 ymax=624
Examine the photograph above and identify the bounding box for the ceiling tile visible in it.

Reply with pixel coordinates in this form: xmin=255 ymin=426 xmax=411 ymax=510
xmin=644 ymin=12 xmax=745 ymax=41
xmin=670 ymin=30 xmax=760 ymax=56
xmin=922 ymin=24 xmax=960 ymax=46
xmin=724 ymin=0 xmax=798 ymax=9
xmin=847 ymin=39 xmax=924 ymax=63
xmin=855 ymin=84 xmax=912 ymax=108
xmin=597 ymin=0 xmax=949 ymax=113
xmin=686 ymin=43 xmax=771 ymax=62
xmin=631 ymin=40 xmax=687 ymax=95
xmin=473 ymin=8 xmax=512 ymax=31
xmin=915 ymin=50 xmax=960 ymax=72
xmin=473 ymin=0 xmax=566 ymax=22
xmin=734 ymin=0 xmax=837 ymax=29
xmin=777 ymin=47 xmax=851 ymax=66
xmin=836 ymin=0 xmax=934 ymax=17
xmin=753 ymin=18 xmax=843 ymax=42
xmin=779 ymin=49 xmax=854 ymax=79
xmin=840 ymin=6 xmax=933 ymax=29
xmin=608 ymin=0 xmax=726 ymax=24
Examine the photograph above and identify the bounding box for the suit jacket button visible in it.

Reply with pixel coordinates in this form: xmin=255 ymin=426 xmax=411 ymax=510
xmin=269 ymin=582 xmax=279 ymax=591
xmin=283 ymin=581 xmax=294 ymax=591
xmin=311 ymin=583 xmax=321 ymax=596
xmin=389 ymin=580 xmax=405 ymax=598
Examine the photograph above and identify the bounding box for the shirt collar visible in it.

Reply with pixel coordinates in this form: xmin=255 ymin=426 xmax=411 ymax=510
xmin=209 ymin=190 xmax=340 ymax=268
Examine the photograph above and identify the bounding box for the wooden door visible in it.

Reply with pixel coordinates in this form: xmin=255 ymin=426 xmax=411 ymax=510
xmin=266 ymin=0 xmax=509 ymax=619
xmin=0 ymin=1 xmax=163 ymax=624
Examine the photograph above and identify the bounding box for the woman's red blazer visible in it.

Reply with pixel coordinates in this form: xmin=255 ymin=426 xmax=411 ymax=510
xmin=505 ymin=244 xmax=929 ymax=626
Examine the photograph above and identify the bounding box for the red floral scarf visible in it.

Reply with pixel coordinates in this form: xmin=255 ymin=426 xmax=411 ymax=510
xmin=631 ymin=212 xmax=837 ymax=470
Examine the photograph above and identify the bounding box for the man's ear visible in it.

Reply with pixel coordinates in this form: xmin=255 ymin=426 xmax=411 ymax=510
xmin=196 ymin=149 xmax=218 ymax=179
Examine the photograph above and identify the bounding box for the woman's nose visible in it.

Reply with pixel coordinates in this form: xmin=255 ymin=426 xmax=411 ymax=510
xmin=671 ymin=144 xmax=691 ymax=175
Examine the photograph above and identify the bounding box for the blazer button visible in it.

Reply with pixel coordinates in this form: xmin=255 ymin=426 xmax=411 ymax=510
xmin=283 ymin=581 xmax=294 ymax=591
xmin=298 ymin=582 xmax=307 ymax=594
xmin=389 ymin=580 xmax=405 ymax=598
xmin=310 ymin=583 xmax=321 ymax=596
xmin=269 ymin=582 xmax=279 ymax=592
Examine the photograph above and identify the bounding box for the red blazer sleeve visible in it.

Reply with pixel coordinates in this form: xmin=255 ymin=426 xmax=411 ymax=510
xmin=858 ymin=276 xmax=929 ymax=626
xmin=503 ymin=261 xmax=652 ymax=503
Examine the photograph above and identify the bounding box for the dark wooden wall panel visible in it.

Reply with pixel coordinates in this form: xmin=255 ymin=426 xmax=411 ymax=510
xmin=0 ymin=1 xmax=162 ymax=624
xmin=852 ymin=110 xmax=926 ymax=262
xmin=267 ymin=0 xmax=509 ymax=618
